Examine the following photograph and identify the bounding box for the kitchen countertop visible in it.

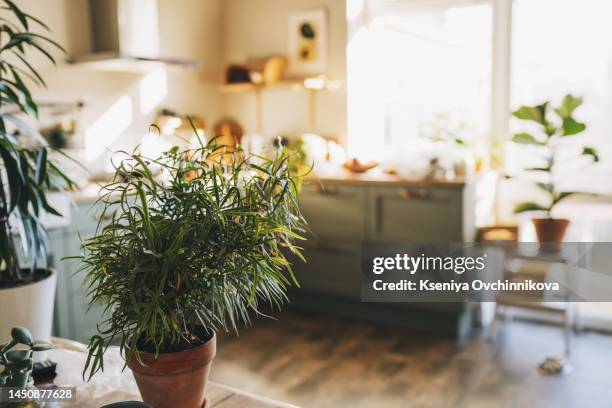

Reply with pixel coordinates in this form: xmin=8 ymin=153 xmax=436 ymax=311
xmin=305 ymin=172 xmax=469 ymax=189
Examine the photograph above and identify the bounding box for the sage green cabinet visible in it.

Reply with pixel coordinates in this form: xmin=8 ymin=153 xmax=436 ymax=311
xmin=291 ymin=179 xmax=478 ymax=338
xmin=299 ymin=184 xmax=367 ymax=245
xmin=369 ymin=185 xmax=466 ymax=242
xmin=52 ymin=202 xmax=107 ymax=343
xmin=296 ymin=243 xmax=361 ymax=298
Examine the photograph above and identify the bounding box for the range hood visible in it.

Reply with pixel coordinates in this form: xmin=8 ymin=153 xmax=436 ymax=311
xmin=71 ymin=0 xmax=196 ymax=68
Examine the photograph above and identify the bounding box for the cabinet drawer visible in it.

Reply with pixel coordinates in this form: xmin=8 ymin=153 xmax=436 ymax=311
xmin=369 ymin=186 xmax=463 ymax=241
xmin=299 ymin=184 xmax=366 ymax=243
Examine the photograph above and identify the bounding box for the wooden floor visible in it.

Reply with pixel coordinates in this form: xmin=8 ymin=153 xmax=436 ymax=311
xmin=211 ymin=310 xmax=612 ymax=408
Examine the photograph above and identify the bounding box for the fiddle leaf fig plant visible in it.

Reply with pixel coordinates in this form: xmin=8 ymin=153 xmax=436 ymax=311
xmin=74 ymin=132 xmax=307 ymax=380
xmin=512 ymin=94 xmax=598 ymax=217
xmin=0 ymin=0 xmax=74 ymax=286
xmin=0 ymin=326 xmax=52 ymax=387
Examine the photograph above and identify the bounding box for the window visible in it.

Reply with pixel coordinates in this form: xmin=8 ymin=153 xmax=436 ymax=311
xmin=347 ymin=1 xmax=492 ymax=161
xmin=347 ymin=0 xmax=612 ymax=192
xmin=510 ymin=0 xmax=612 ymax=193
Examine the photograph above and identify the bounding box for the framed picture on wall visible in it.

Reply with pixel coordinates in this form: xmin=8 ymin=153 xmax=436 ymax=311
xmin=288 ymin=8 xmax=328 ymax=76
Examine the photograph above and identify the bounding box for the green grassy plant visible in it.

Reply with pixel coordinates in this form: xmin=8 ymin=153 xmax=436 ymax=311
xmin=75 ymin=132 xmax=307 ymax=380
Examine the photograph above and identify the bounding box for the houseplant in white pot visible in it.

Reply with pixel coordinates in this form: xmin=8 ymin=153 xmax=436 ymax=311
xmin=512 ymin=94 xmax=599 ymax=245
xmin=0 ymin=1 xmax=73 ymax=348
xmin=75 ymin=133 xmax=307 ymax=408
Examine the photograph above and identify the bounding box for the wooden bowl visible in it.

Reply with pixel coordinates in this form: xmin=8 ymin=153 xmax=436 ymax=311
xmin=343 ymin=159 xmax=378 ymax=174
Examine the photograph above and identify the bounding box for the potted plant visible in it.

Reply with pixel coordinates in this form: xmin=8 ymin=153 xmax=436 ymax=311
xmin=75 ymin=134 xmax=307 ymax=408
xmin=0 ymin=326 xmax=53 ymax=388
xmin=511 ymin=94 xmax=599 ymax=244
xmin=0 ymin=1 xmax=74 ymax=344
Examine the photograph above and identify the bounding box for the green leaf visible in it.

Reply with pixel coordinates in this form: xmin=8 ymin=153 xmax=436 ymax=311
xmin=0 ymin=227 xmax=13 ymax=272
xmin=5 ymin=349 xmax=31 ymax=362
xmin=561 ymin=117 xmax=586 ymax=136
xmin=513 ymin=103 xmax=548 ymax=125
xmin=35 ymin=148 xmax=47 ymax=185
xmin=554 ymin=192 xmax=577 ymax=204
xmin=512 ymin=133 xmax=543 ymax=145
xmin=31 ymin=340 xmax=53 ymax=351
xmin=0 ymin=145 xmax=24 ymax=213
xmin=4 ymin=0 xmax=28 ymax=30
xmin=11 ymin=326 xmax=32 ymax=346
xmin=555 ymin=94 xmax=583 ymax=119
xmin=514 ymin=202 xmax=548 ymax=214
xmin=536 ymin=182 xmax=554 ymax=193
xmin=582 ymin=146 xmax=599 ymax=162
xmin=525 ymin=166 xmax=551 ymax=172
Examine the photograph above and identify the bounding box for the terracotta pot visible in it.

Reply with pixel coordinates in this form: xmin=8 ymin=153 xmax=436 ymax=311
xmin=126 ymin=331 xmax=216 ymax=408
xmin=532 ymin=218 xmax=569 ymax=246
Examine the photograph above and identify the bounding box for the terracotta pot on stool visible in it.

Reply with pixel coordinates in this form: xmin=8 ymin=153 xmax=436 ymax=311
xmin=126 ymin=331 xmax=216 ymax=408
xmin=532 ymin=218 xmax=569 ymax=250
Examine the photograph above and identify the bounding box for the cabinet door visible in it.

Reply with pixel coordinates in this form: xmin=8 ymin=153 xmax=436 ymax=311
xmin=49 ymin=228 xmax=69 ymax=338
xmin=291 ymin=243 xmax=362 ymax=299
xmin=299 ymin=183 xmax=367 ymax=245
xmin=53 ymin=203 xmax=107 ymax=343
xmin=369 ymin=186 xmax=464 ymax=242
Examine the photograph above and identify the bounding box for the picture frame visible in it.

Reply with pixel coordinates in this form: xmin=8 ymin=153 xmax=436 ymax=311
xmin=288 ymin=8 xmax=328 ymax=76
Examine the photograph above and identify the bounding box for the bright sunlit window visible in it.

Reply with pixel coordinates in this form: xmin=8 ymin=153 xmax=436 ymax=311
xmin=348 ymin=0 xmax=612 ymax=190
xmin=348 ymin=1 xmax=492 ymax=161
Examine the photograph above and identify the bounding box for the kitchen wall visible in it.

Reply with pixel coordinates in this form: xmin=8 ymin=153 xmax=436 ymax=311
xmin=11 ymin=0 xmax=347 ymax=175
xmin=219 ymin=0 xmax=347 ymax=141
xmin=14 ymin=0 xmax=222 ymax=175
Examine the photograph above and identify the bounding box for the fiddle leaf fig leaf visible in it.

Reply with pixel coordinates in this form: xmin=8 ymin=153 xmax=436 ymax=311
xmin=555 ymin=192 xmax=577 ymax=204
xmin=512 ymin=133 xmax=543 ymax=145
xmin=582 ymin=146 xmax=599 ymax=162
xmin=514 ymin=202 xmax=548 ymax=214
xmin=555 ymin=94 xmax=583 ymax=119
xmin=561 ymin=117 xmax=586 ymax=136
xmin=11 ymin=326 xmax=32 ymax=346
xmin=513 ymin=104 xmax=547 ymax=125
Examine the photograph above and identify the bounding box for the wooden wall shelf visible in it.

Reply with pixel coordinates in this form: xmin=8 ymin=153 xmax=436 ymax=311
xmin=219 ymin=78 xmax=340 ymax=94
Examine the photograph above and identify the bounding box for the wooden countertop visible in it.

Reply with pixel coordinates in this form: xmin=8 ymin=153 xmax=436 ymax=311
xmin=305 ymin=172 xmax=469 ymax=189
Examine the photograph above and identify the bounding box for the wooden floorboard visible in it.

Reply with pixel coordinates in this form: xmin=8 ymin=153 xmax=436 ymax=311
xmin=210 ymin=310 xmax=612 ymax=408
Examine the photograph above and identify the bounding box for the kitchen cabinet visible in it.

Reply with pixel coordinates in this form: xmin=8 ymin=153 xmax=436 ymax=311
xmin=299 ymin=184 xmax=367 ymax=245
xmin=51 ymin=201 xmax=107 ymax=343
xmin=290 ymin=176 xmax=479 ymax=339
xmin=369 ymin=185 xmax=466 ymax=242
